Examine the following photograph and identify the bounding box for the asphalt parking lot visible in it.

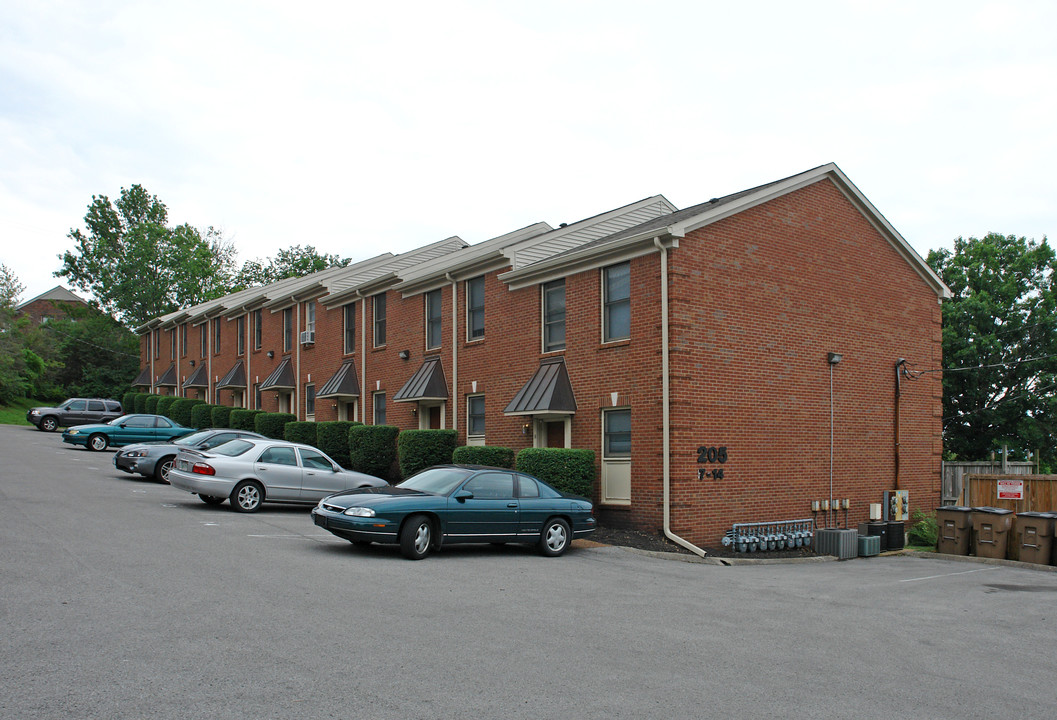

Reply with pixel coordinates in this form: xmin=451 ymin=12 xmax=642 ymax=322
xmin=2 ymin=424 xmax=1056 ymax=720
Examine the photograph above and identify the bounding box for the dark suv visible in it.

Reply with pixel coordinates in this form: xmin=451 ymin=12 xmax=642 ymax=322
xmin=27 ymin=398 xmax=124 ymax=432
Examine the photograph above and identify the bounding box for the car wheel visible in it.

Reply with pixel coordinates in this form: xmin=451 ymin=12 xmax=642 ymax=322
xmin=199 ymin=494 xmax=224 ymax=506
xmin=538 ymin=517 xmax=571 ymax=557
xmin=40 ymin=416 xmax=58 ymax=432
xmin=154 ymin=456 xmax=175 ymax=484
xmin=87 ymin=434 xmax=109 ymax=452
xmin=230 ymin=481 xmax=264 ymax=513
xmin=400 ymin=515 xmax=433 ymax=560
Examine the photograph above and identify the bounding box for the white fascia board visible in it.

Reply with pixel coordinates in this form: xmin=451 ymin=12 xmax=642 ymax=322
xmin=501 ymin=234 xmax=681 ymax=291
xmin=397 ymin=252 xmax=512 ymax=297
xmin=318 ymin=272 xmax=399 ymax=307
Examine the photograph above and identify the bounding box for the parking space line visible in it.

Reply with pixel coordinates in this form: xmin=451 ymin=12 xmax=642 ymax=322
xmin=900 ymin=566 xmax=1001 ymax=583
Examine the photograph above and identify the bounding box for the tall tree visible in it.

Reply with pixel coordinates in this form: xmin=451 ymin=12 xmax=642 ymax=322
xmin=233 ymin=245 xmax=351 ymax=288
xmin=928 ymin=233 xmax=1057 ymax=464
xmin=0 ymin=264 xmax=28 ymax=404
xmin=56 ymin=185 xmax=237 ymax=327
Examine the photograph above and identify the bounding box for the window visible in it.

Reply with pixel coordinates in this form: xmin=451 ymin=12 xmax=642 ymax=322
xmin=283 ymin=308 xmax=293 ymax=352
xmin=603 ymin=262 xmax=631 ymax=341
xmin=373 ymin=293 xmax=386 ymax=347
xmin=153 ymin=330 xmax=159 ymax=359
xmin=253 ymin=383 xmax=261 ymax=411
xmin=123 ymin=415 xmax=152 ymax=428
xmin=543 ymin=280 xmax=566 ymax=352
xmin=425 ymin=289 xmax=442 ymax=350
xmin=305 ymin=301 xmax=316 ymax=334
xmin=145 ymin=333 xmax=152 ymax=360
xmin=603 ymin=409 xmax=631 ymax=458
xmin=213 ymin=318 xmax=221 ymax=354
xmin=253 ymin=309 xmax=262 ymax=351
xmin=236 ymin=316 xmax=245 ymax=356
xmin=343 ymin=302 xmax=355 ymax=355
xmin=259 ymin=446 xmax=297 ymax=466
xmin=170 ymin=329 xmax=176 ymax=360
xmin=517 ymin=475 xmax=540 ymax=498
xmin=467 ymin=395 xmax=485 ymax=438
xmin=373 ymin=392 xmax=386 ymax=425
xmin=66 ymin=400 xmax=87 ymax=411
xmin=464 ymin=472 xmax=514 ymax=499
xmin=305 ymin=383 xmax=315 ymax=418
xmin=299 ymin=448 xmax=332 ymax=470
xmin=87 ymin=400 xmax=104 ymax=412
xmin=200 ymin=324 xmax=207 ymax=358
xmin=180 ymin=324 xmax=187 ymax=357
xmin=467 ymin=276 xmax=484 ymax=340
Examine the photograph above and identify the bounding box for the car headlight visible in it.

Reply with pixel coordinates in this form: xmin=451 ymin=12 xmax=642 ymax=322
xmin=67 ymin=429 xmax=80 ymax=436
xmin=124 ymin=450 xmax=147 ymax=458
xmin=343 ymin=507 xmax=376 ymax=517
xmin=29 ymin=410 xmax=39 ymax=416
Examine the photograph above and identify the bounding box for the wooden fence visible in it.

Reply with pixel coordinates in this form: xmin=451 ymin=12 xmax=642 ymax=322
xmin=963 ymin=474 xmax=1057 ymax=512
xmin=941 ymin=461 xmax=1035 ymax=506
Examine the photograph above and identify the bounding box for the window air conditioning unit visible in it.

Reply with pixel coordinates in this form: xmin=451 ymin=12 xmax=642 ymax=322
xmin=299 ymin=330 xmax=315 ymax=345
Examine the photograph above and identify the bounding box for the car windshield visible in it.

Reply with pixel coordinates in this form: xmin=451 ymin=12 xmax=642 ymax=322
xmin=175 ymin=430 xmax=214 ymax=446
xmin=398 ymin=467 xmax=472 ymax=495
xmin=210 ymin=439 xmax=255 ymax=457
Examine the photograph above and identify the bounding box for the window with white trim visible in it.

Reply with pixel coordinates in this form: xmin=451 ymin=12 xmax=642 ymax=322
xmin=373 ymin=391 xmax=386 ymax=425
xmin=305 ymin=301 xmax=316 ymax=334
xmin=603 ymin=262 xmax=630 ymax=342
xmin=425 ymin=289 xmax=442 ymax=350
xmin=305 ymin=384 xmax=315 ymax=418
xmin=467 ymin=276 xmax=484 ymax=340
xmin=283 ymin=308 xmax=293 ymax=352
xmin=343 ymin=302 xmax=355 ymax=355
xmin=467 ymin=395 xmax=485 ymax=440
xmin=542 ymin=280 xmax=565 ymax=352
xmin=373 ymin=293 xmax=386 ymax=347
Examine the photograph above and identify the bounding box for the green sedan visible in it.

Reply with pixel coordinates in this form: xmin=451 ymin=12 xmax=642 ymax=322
xmin=311 ymin=464 xmax=596 ymax=560
xmin=62 ymin=414 xmax=194 ymax=452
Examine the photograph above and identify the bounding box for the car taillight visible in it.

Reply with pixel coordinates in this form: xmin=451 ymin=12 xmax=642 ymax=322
xmin=191 ymin=462 xmax=216 ymax=476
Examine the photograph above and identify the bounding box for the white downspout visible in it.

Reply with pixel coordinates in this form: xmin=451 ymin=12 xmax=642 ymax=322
xmin=445 ymin=273 xmax=458 ymax=434
xmin=655 ymin=237 xmax=707 ymax=557
xmin=358 ymin=290 xmax=366 ymax=423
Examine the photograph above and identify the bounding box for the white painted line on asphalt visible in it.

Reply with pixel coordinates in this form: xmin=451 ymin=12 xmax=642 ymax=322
xmin=161 ymin=504 xmax=178 ymax=508
xmin=201 ymin=522 xmax=220 ymax=527
xmin=900 ymin=566 xmax=1001 ymax=583
xmin=131 ymin=489 xmax=146 ymax=493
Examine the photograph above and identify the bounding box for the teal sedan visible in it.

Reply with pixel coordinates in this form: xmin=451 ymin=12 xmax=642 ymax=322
xmin=311 ymin=465 xmax=596 ymax=560
xmin=62 ymin=414 xmax=194 ymax=452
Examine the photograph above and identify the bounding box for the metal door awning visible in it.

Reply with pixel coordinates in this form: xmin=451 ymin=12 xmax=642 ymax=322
xmin=260 ymin=357 xmax=295 ymax=391
xmin=216 ymin=360 xmax=246 ymax=389
xmin=504 ymin=357 xmax=576 ymax=415
xmin=317 ymin=359 xmax=361 ymax=398
xmin=155 ymin=364 xmax=178 ymax=387
xmin=394 ymin=356 xmax=448 ymax=402
xmin=132 ymin=367 xmax=152 ymax=387
xmin=182 ymin=364 xmax=209 ymax=389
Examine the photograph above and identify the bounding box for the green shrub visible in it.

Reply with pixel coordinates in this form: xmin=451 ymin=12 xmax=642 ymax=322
xmin=211 ymin=405 xmax=235 ymax=429
xmin=256 ymin=412 xmax=296 ymax=440
xmin=452 ymin=445 xmax=515 ymax=469
xmin=131 ymin=392 xmax=150 ymax=413
xmin=144 ymin=394 xmax=162 ymax=414
xmin=515 ymin=448 xmax=596 ymax=498
xmin=398 ymin=429 xmax=458 ymax=479
xmin=156 ymin=396 xmax=178 ymax=418
xmin=169 ymin=398 xmax=204 ymax=427
xmin=349 ymin=425 xmax=399 ymax=481
xmin=122 ymin=391 xmax=137 ymax=413
xmin=316 ymin=421 xmax=362 ymax=467
xmin=190 ymin=403 xmax=218 ymax=429
xmin=907 ymin=509 xmax=938 ymax=547
xmin=230 ymin=409 xmax=264 ymax=432
xmin=285 ymin=421 xmax=318 ymax=446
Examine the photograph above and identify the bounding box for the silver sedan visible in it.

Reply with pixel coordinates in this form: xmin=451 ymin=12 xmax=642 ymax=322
xmin=168 ymin=438 xmax=387 ymax=512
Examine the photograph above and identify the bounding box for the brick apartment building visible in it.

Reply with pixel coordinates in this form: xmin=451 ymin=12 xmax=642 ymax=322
xmin=16 ymin=286 xmax=88 ymax=324
xmin=134 ymin=164 xmax=949 ymax=550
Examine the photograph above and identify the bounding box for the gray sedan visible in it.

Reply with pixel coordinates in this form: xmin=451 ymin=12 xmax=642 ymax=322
xmin=168 ymin=438 xmax=387 ymax=512
xmin=113 ymin=429 xmax=266 ymax=483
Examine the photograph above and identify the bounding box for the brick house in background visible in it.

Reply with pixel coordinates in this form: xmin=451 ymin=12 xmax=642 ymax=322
xmin=16 ymin=286 xmax=89 ymax=324
xmin=133 ymin=164 xmax=950 ymax=550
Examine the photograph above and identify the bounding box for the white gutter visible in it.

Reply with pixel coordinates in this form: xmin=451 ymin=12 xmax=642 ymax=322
xmin=149 ymin=330 xmax=156 ymax=394
xmin=445 ymin=273 xmax=458 ymax=434
xmin=358 ymin=290 xmax=366 ymax=423
xmin=655 ymin=237 xmax=707 ymax=557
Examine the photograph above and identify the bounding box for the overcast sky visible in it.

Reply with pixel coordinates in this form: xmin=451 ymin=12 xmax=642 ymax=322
xmin=2 ymin=0 xmax=1055 ymax=304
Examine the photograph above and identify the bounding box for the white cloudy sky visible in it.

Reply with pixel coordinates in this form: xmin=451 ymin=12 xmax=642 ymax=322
xmin=2 ymin=0 xmax=1055 ymax=303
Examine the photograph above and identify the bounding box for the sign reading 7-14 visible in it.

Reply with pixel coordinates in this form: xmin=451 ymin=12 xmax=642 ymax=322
xmin=697 ymin=446 xmax=727 ymax=480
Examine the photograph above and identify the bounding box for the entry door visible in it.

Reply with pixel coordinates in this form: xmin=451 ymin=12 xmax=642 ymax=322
xmin=545 ymin=421 xmax=565 ymax=448
xmin=429 ymin=406 xmax=442 ymax=429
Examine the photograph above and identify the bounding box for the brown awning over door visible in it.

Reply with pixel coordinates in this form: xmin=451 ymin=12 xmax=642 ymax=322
xmin=504 ymin=357 xmax=577 ymax=415
xmin=393 ymin=356 xmax=448 ymax=402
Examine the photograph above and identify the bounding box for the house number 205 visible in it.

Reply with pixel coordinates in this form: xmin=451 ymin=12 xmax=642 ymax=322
xmin=696 ymin=446 xmax=727 ymax=481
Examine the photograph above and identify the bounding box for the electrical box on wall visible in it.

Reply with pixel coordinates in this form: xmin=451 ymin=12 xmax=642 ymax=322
xmin=884 ymin=490 xmax=909 ymax=521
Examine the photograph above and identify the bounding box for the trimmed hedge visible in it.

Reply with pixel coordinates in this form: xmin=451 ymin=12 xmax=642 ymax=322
xmin=515 ymin=448 xmax=596 ymax=498
xmin=131 ymin=392 xmax=150 ymax=413
xmin=398 ymin=429 xmax=458 ymax=479
xmin=317 ymin=421 xmax=361 ymax=468
xmin=170 ymin=398 xmax=204 ymax=427
xmin=349 ymin=425 xmax=399 ymax=481
xmin=211 ymin=405 xmax=235 ymax=429
xmin=452 ymin=445 xmax=515 ymax=469
xmin=144 ymin=394 xmax=162 ymax=414
xmin=230 ymin=409 xmax=264 ymax=432
xmin=156 ymin=396 xmax=178 ymax=419
xmin=191 ymin=403 xmax=218 ymax=429
xmin=284 ymin=421 xmax=318 ymax=446
xmin=122 ymin=391 xmax=137 ymax=414
xmin=256 ymin=412 xmax=296 ymax=440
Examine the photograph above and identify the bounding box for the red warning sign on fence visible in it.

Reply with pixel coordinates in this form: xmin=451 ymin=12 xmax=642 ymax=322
xmin=997 ymin=479 xmax=1024 ymax=500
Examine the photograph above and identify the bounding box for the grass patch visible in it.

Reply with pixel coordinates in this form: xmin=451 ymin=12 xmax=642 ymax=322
xmin=905 ymin=544 xmax=936 ymax=553
xmin=0 ymin=398 xmax=46 ymax=426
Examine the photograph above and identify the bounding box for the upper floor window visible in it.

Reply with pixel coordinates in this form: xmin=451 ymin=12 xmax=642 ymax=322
xmin=603 ymin=262 xmax=631 ymax=342
xmin=305 ymin=301 xmax=316 ymax=334
xmin=253 ymin=309 xmax=262 ymax=351
xmin=283 ymin=308 xmax=293 ymax=352
xmin=467 ymin=276 xmax=484 ymax=340
xmin=542 ymin=280 xmax=565 ymax=352
xmin=236 ymin=315 xmax=246 ymax=356
xmin=180 ymin=324 xmax=187 ymax=357
xmin=425 ymin=289 xmax=442 ymax=350
xmin=343 ymin=302 xmax=355 ymax=355
xmin=200 ymin=324 xmax=207 ymax=358
xmin=213 ymin=318 xmax=221 ymax=354
xmin=153 ymin=330 xmax=159 ymax=359
xmin=169 ymin=329 xmax=176 ymax=360
xmin=373 ymin=293 xmax=386 ymax=348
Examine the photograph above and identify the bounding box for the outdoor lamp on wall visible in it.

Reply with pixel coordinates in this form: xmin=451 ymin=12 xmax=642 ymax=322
xmin=189 ymin=360 xmax=195 ymax=367
xmin=398 ymin=349 xmax=410 ymax=360
xmin=266 ymin=350 xmax=274 ymax=358
xmin=827 ymin=352 xmax=842 ymax=365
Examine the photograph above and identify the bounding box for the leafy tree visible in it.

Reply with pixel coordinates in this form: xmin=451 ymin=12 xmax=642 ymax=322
xmin=56 ymin=185 xmax=237 ymax=328
xmin=37 ymin=304 xmax=140 ymax=400
xmin=0 ymin=265 xmax=28 ymax=404
xmin=927 ymin=233 xmax=1057 ymax=463
xmin=233 ymin=245 xmax=350 ymax=288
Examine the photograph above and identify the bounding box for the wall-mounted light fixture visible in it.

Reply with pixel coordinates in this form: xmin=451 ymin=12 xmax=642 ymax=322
xmin=266 ymin=350 xmax=275 ymax=358
xmin=189 ymin=360 xmax=196 ymax=367
xmin=827 ymin=352 xmax=842 ymax=365
xmin=398 ymin=350 xmax=410 ymax=360
xmin=410 ymin=407 xmax=418 ymax=416
xmin=522 ymin=422 xmax=531 ymax=435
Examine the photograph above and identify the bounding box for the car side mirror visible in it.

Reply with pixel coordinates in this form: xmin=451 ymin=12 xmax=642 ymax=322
xmin=332 ymin=463 xmax=341 ymax=472
xmin=453 ymin=489 xmax=473 ymax=502
xmin=119 ymin=423 xmax=127 ymax=428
